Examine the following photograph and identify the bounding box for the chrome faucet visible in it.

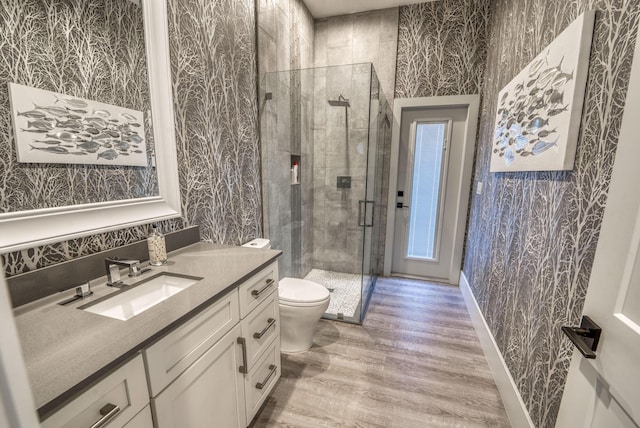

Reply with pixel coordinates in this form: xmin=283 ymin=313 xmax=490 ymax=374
xmin=105 ymin=257 xmax=141 ymax=286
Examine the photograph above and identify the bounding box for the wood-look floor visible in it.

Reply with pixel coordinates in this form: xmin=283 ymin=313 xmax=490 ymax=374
xmin=250 ymin=277 xmax=511 ymax=427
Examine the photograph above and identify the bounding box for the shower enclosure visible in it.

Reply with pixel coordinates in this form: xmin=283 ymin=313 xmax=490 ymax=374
xmin=260 ymin=63 xmax=390 ymax=324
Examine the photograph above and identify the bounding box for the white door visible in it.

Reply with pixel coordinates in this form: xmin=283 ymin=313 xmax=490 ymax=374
xmin=391 ymin=106 xmax=467 ymax=281
xmin=555 ymin=34 xmax=640 ymax=428
xmin=152 ymin=324 xmax=246 ymax=428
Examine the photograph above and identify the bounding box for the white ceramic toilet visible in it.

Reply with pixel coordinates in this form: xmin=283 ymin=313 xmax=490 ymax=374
xmin=278 ymin=277 xmax=330 ymax=352
xmin=242 ymin=239 xmax=330 ymax=353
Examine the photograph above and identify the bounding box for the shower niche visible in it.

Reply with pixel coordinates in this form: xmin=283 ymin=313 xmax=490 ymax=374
xmin=290 ymin=155 xmax=300 ymax=185
xmin=260 ymin=63 xmax=390 ymax=324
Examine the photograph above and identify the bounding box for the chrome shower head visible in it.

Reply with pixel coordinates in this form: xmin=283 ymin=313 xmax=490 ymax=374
xmin=328 ymin=94 xmax=350 ymax=107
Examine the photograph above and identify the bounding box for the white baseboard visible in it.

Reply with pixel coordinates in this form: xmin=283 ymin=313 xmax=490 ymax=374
xmin=459 ymin=271 xmax=534 ymax=428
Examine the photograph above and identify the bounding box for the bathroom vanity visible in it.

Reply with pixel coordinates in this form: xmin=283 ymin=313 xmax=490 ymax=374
xmin=14 ymin=243 xmax=281 ymax=427
xmin=1 ymin=0 xmax=281 ymax=425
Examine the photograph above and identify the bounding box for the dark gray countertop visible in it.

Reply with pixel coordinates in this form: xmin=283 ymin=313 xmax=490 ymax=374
xmin=13 ymin=242 xmax=281 ymax=419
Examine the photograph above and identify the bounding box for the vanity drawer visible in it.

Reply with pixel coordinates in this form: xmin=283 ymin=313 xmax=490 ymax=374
xmin=241 ymin=289 xmax=279 ymax=368
xmin=41 ymin=355 xmax=148 ymax=428
xmin=239 ymin=262 xmax=278 ymax=318
xmin=144 ymin=289 xmax=240 ymax=397
xmin=245 ymin=338 xmax=281 ymax=423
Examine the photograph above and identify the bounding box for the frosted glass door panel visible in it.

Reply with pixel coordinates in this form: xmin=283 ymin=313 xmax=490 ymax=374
xmin=406 ymin=122 xmax=448 ymax=260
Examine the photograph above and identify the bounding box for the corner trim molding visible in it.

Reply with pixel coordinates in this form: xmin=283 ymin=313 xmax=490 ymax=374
xmin=459 ymin=271 xmax=535 ymax=428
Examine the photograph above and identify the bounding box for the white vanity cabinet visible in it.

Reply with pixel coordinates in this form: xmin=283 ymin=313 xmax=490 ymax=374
xmin=147 ymin=262 xmax=281 ymax=428
xmin=39 ymin=262 xmax=281 ymax=428
xmin=40 ymin=355 xmax=150 ymax=428
xmin=238 ymin=263 xmax=281 ymax=422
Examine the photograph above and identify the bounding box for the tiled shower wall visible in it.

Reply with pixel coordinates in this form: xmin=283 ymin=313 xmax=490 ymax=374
xmin=311 ymin=64 xmax=375 ymax=274
xmin=313 ymin=10 xmax=398 ymax=275
xmin=2 ymin=0 xmax=261 ymax=277
xmin=315 ymin=9 xmax=399 ymax=102
xmin=462 ymin=1 xmax=639 ymax=427
xmin=257 ymin=0 xmax=314 ymax=278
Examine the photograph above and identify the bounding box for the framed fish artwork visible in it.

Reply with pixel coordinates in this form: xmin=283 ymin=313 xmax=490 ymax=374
xmin=8 ymin=82 xmax=147 ymax=167
xmin=489 ymin=11 xmax=595 ymax=172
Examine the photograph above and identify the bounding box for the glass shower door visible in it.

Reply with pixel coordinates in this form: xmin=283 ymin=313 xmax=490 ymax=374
xmin=260 ymin=63 xmax=388 ymax=325
xmin=360 ymin=66 xmax=382 ymax=319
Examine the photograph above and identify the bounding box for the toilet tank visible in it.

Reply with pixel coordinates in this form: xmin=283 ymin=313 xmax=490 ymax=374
xmin=241 ymin=238 xmax=271 ymax=249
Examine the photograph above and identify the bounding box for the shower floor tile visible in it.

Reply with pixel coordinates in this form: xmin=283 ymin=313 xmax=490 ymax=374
xmin=304 ymin=269 xmax=362 ymax=318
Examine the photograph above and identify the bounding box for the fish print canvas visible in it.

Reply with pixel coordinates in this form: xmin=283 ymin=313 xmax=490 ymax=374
xmin=489 ymin=11 xmax=595 ymax=172
xmin=8 ymin=83 xmax=148 ymax=167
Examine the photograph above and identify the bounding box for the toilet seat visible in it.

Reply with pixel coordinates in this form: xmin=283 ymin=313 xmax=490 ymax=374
xmin=279 ymin=277 xmax=330 ymax=306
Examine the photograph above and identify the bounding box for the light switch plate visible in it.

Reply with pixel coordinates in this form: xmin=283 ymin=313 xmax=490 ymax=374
xmin=477 ymin=181 xmax=483 ymax=195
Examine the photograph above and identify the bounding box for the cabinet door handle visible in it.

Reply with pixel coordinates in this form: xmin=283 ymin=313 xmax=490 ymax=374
xmin=255 ymin=364 xmax=277 ymax=390
xmin=237 ymin=337 xmax=248 ymax=373
xmin=90 ymin=403 xmax=121 ymax=428
xmin=253 ymin=318 xmax=276 ymax=339
xmin=251 ymin=279 xmax=275 ymax=298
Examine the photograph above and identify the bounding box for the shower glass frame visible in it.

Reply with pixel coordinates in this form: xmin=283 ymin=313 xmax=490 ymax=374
xmin=259 ymin=63 xmax=388 ymax=324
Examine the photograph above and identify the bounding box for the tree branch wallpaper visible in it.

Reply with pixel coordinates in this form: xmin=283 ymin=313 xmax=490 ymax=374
xmin=395 ymin=0 xmax=491 ymax=99
xmin=0 ymin=0 xmax=261 ymax=276
xmin=2 ymin=2 xmax=639 ymax=425
xmin=0 ymin=0 xmax=155 ymax=213
xmin=464 ymin=1 xmax=640 ymax=426
xmin=396 ymin=1 xmax=639 ymax=425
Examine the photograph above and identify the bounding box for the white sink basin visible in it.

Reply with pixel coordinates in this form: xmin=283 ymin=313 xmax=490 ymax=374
xmin=82 ymin=273 xmax=202 ymax=321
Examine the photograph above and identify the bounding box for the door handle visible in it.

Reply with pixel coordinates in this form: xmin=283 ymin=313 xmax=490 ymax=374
xmin=561 ymin=316 xmax=601 ymax=359
xmin=366 ymin=201 xmax=374 ymax=227
xmin=359 ymin=200 xmax=375 ymax=227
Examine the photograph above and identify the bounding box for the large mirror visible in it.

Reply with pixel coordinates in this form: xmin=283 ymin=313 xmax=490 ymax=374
xmin=0 ymin=0 xmax=181 ymax=253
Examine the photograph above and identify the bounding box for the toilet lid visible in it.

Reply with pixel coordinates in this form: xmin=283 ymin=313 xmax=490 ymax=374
xmin=279 ymin=278 xmax=330 ymax=304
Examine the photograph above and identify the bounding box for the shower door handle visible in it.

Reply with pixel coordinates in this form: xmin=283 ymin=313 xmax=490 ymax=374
xmin=358 ymin=200 xmax=375 ymax=227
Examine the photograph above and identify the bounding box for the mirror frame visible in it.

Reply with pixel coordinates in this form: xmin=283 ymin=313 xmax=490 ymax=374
xmin=0 ymin=0 xmax=181 ymax=253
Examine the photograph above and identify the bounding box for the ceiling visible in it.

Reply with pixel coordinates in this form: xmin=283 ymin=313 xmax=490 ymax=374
xmin=302 ymin=0 xmax=432 ymax=19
